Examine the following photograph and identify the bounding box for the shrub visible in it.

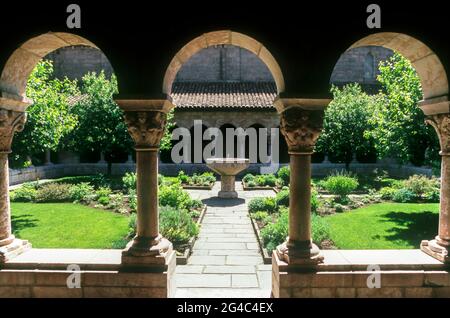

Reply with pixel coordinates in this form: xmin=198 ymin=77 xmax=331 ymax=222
xmin=262 ymin=174 xmax=277 ymax=187
xmin=122 ymin=172 xmax=137 ymax=192
xmin=158 ymin=174 xmax=163 ymax=186
xmin=177 ymin=171 xmax=190 ymax=184
xmin=69 ymin=182 xmax=95 ymax=202
xmin=255 ymin=175 xmax=266 ymax=186
xmin=251 ymin=211 xmax=270 ymax=222
xmin=159 ymin=206 xmax=199 ymax=244
xmin=323 ymin=171 xmax=359 ymax=199
xmin=107 ymin=193 xmax=127 ymax=213
xmin=95 ymin=187 xmax=112 ymax=205
xmin=128 ymin=189 xmax=137 ymax=213
xmin=159 ymin=184 xmax=192 ymax=210
xmin=424 ymin=188 xmax=440 ymax=203
xmin=261 ymin=208 xmax=331 ymax=252
xmin=243 ymin=173 xmax=255 ymax=183
xmin=379 ymin=187 xmax=397 ymax=200
xmin=277 ymin=166 xmax=290 ymax=187
xmin=311 ymin=214 xmax=332 ymax=244
xmin=311 ymin=188 xmax=320 ymax=213
xmin=10 ymin=184 xmax=37 ymax=202
xmin=248 ymin=197 xmax=278 ymax=214
xmin=403 ymin=175 xmax=440 ymax=197
xmin=185 ymin=199 xmax=203 ymax=210
xmin=200 ymin=172 xmax=216 ymax=185
xmin=35 ymin=183 xmax=73 ymax=203
xmin=392 ymin=188 xmax=417 ymax=203
xmin=275 ymin=190 xmax=289 ymax=207
xmin=247 ymin=180 xmax=256 ymax=187
xmin=261 ymin=208 xmax=288 ymax=252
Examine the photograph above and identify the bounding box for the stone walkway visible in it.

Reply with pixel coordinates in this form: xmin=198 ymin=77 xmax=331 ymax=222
xmin=174 ymin=182 xmax=275 ymax=298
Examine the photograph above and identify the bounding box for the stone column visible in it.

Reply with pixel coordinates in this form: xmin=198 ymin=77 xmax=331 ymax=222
xmin=0 ymin=107 xmax=31 ymax=262
xmin=118 ymin=106 xmax=174 ymax=268
xmin=276 ymin=106 xmax=325 ymax=266
xmin=421 ymin=113 xmax=450 ymax=263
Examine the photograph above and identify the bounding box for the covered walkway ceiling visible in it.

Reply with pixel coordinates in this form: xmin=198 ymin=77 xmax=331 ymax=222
xmin=0 ymin=1 xmax=448 ymax=100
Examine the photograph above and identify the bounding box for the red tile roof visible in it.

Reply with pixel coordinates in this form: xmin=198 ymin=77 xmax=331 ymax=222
xmin=170 ymin=82 xmax=277 ymax=109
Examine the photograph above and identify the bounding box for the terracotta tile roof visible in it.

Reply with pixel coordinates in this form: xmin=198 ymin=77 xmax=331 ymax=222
xmin=170 ymin=82 xmax=277 ymax=109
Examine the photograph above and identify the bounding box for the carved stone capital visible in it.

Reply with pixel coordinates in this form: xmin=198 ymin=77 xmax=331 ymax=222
xmin=280 ymin=107 xmax=324 ymax=154
xmin=426 ymin=113 xmax=450 ymax=155
xmin=124 ymin=111 xmax=167 ymax=149
xmin=0 ymin=108 xmax=27 ymax=153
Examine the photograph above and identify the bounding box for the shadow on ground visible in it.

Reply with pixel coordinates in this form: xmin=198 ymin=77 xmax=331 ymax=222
xmin=202 ymin=197 xmax=245 ymax=207
xmin=11 ymin=214 xmax=38 ymax=237
xmin=377 ymin=211 xmax=438 ymax=248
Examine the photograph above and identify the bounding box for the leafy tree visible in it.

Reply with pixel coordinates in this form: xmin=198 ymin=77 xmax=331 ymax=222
xmin=67 ymin=72 xmax=133 ymax=170
xmin=11 ymin=60 xmax=79 ymax=167
xmin=160 ymin=108 xmax=176 ymax=162
xmin=368 ymin=52 xmax=438 ymax=165
xmin=316 ymin=84 xmax=379 ymax=167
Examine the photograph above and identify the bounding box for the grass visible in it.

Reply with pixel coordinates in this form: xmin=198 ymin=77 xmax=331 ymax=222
xmin=11 ymin=203 xmax=130 ymax=249
xmin=326 ymin=203 xmax=439 ymax=249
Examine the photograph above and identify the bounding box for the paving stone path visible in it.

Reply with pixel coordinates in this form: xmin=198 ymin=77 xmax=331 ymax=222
xmin=174 ymin=182 xmax=275 ymax=298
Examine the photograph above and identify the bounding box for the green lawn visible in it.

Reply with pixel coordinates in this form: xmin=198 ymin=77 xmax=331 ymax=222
xmin=326 ymin=203 xmax=439 ymax=249
xmin=11 ymin=203 xmax=130 ymax=249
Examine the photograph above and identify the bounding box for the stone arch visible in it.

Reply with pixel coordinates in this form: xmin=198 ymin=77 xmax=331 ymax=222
xmin=0 ymin=32 xmax=110 ymax=102
xmin=348 ymin=32 xmax=448 ymax=100
xmin=162 ymin=30 xmax=285 ymax=96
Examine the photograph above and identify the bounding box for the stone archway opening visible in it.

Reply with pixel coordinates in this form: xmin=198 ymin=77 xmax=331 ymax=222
xmin=0 ymin=32 xmax=119 ymax=259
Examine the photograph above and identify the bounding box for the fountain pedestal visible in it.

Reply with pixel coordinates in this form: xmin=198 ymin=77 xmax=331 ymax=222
xmin=206 ymin=158 xmax=250 ymax=199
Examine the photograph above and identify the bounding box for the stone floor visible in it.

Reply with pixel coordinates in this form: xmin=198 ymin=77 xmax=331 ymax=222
xmin=174 ymin=182 xmax=275 ymax=298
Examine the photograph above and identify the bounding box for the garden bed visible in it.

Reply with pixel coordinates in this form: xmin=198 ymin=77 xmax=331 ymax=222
xmin=249 ymin=216 xmax=272 ymax=264
xmin=241 ymin=181 xmax=277 ymax=192
xmin=181 ymin=184 xmax=214 ymax=190
xmin=176 ymin=204 xmax=207 ymax=265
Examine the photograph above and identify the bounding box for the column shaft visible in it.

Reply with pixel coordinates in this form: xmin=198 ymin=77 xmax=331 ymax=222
xmin=136 ymin=149 xmax=159 ymax=240
xmin=288 ymin=153 xmax=311 ymax=246
xmin=0 ymin=153 xmax=13 ymax=246
xmin=438 ymin=154 xmax=450 ymax=245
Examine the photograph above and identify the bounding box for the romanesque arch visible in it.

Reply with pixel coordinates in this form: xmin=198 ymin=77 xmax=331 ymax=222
xmin=0 ymin=32 xmax=104 ymax=103
xmin=162 ymin=30 xmax=285 ymax=96
xmin=348 ymin=32 xmax=448 ymax=101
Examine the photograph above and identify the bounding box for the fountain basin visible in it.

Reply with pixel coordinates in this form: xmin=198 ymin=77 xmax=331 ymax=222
xmin=206 ymin=158 xmax=250 ymax=198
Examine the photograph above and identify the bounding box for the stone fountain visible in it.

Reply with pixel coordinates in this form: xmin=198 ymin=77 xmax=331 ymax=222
xmin=206 ymin=158 xmax=250 ymax=198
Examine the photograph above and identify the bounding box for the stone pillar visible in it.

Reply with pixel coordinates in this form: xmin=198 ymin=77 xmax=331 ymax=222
xmin=114 ymin=99 xmax=175 ymax=280
xmin=276 ymin=106 xmax=325 ymax=266
xmin=421 ymin=113 xmax=450 ymax=263
xmin=0 ymin=107 xmax=31 ymax=262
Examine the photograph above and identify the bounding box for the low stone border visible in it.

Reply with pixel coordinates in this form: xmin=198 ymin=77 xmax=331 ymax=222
xmin=176 ymin=204 xmax=207 ymax=265
xmin=242 ymin=182 xmax=278 ymax=192
xmin=181 ymin=184 xmax=214 ymax=190
xmin=249 ymin=217 xmax=272 ymax=264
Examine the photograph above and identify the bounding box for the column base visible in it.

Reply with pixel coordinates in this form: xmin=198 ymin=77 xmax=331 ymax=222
xmin=121 ymin=235 xmax=175 ymax=270
xmin=421 ymin=238 xmax=449 ymax=263
xmin=276 ymin=241 xmax=324 ymax=268
xmin=218 ymin=190 xmax=238 ymax=199
xmin=0 ymin=237 xmax=31 ymax=263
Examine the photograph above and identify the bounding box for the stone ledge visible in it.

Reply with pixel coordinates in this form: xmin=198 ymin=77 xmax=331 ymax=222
xmin=272 ymin=250 xmax=450 ymax=298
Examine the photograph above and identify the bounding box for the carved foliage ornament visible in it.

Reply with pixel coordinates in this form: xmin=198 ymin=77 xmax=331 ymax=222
xmin=124 ymin=111 xmax=167 ymax=149
xmin=426 ymin=113 xmax=450 ymax=155
xmin=0 ymin=108 xmax=27 ymax=153
xmin=280 ymin=107 xmax=324 ymax=153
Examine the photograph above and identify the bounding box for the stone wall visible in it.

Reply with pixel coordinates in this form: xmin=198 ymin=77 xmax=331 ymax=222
xmin=330 ymin=46 xmax=394 ymax=93
xmin=174 ymin=109 xmax=280 ymax=129
xmin=45 ymin=46 xmax=114 ymax=81
xmin=175 ymin=45 xmax=274 ymax=82
xmin=8 ymin=162 xmax=432 ymax=186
